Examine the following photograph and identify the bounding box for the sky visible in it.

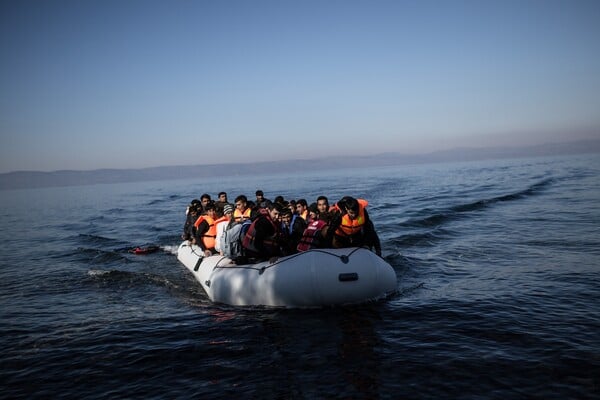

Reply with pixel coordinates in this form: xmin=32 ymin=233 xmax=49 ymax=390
xmin=1 ymin=0 xmax=599 ymax=173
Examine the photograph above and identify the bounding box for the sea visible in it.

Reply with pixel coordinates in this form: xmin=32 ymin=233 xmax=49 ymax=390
xmin=1 ymin=154 xmax=599 ymax=399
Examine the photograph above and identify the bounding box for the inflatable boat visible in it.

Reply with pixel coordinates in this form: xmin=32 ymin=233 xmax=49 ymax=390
xmin=177 ymin=241 xmax=397 ymax=308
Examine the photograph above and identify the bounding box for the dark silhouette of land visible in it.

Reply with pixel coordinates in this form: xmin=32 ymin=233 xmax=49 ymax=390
xmin=1 ymin=139 xmax=598 ymax=190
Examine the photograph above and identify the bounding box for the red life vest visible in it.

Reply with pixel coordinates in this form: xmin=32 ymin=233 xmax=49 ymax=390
xmin=335 ymin=199 xmax=368 ymax=237
xmin=242 ymin=209 xmax=279 ymax=255
xmin=297 ymin=219 xmax=328 ymax=252
xmin=194 ymin=215 xmax=217 ymax=249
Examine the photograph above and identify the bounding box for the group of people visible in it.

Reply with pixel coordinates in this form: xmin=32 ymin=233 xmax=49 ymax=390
xmin=181 ymin=190 xmax=382 ymax=264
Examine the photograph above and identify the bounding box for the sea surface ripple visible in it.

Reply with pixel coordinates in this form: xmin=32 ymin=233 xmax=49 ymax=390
xmin=1 ymin=154 xmax=599 ymax=399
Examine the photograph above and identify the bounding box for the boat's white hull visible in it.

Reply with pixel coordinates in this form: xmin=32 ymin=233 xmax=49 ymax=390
xmin=177 ymin=241 xmax=397 ymax=307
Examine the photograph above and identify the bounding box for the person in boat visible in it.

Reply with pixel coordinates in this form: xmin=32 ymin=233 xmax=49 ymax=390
xmin=182 ymin=201 xmax=200 ymax=241
xmin=316 ymin=195 xmax=330 ymax=216
xmin=186 ymin=198 xmax=201 ymax=215
xmin=246 ymin=200 xmax=257 ymax=214
xmin=214 ymin=204 xmax=234 ymax=255
xmin=215 ymin=191 xmax=231 ymax=217
xmin=297 ymin=211 xmax=333 ymax=251
xmin=255 ymin=190 xmax=272 ymax=209
xmin=242 ymin=202 xmax=285 ymax=263
xmin=199 ymin=193 xmax=212 ymax=215
xmin=296 ymin=198 xmax=309 ymax=221
xmin=307 ymin=202 xmax=318 ymax=224
xmin=279 ymin=206 xmax=307 ymax=255
xmin=287 ymin=199 xmax=297 ymax=215
xmin=273 ymin=195 xmax=285 ymax=206
xmin=327 ymin=196 xmax=382 ymax=257
xmin=193 ymin=203 xmax=219 ymax=257
xmin=233 ymin=195 xmax=254 ymax=223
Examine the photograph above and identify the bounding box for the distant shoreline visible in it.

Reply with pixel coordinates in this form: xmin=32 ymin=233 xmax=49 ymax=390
xmin=1 ymin=139 xmax=599 ymax=190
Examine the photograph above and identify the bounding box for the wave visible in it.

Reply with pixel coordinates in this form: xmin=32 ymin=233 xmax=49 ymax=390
xmin=388 ymin=229 xmax=452 ymax=247
xmin=74 ymin=235 xmax=168 ymax=256
xmin=89 ymin=215 xmax=107 ymax=222
xmin=147 ymin=194 xmax=183 ymax=206
xmin=75 ymin=247 xmax=132 ymax=264
xmin=404 ymin=178 xmax=553 ymax=228
xmin=370 ymin=201 xmax=404 ymax=214
xmin=368 ymin=178 xmax=410 ymax=197
xmin=158 ymin=233 xmax=186 ymax=243
xmin=76 ymin=234 xmax=126 ymax=246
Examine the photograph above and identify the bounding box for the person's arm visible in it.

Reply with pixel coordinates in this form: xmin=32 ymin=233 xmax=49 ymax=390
xmin=182 ymin=216 xmax=193 ymax=240
xmin=325 ymin=209 xmax=343 ymax=243
xmin=363 ymin=209 xmax=382 ymax=256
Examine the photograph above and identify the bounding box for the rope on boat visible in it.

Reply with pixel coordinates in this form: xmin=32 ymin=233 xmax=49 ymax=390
xmin=183 ymin=242 xmax=264 ymax=272
xmin=212 ymin=247 xmax=366 ymax=273
xmin=183 ymin=241 xmax=372 ymax=274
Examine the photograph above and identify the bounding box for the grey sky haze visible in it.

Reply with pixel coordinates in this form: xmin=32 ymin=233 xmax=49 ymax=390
xmin=1 ymin=0 xmax=599 ymax=173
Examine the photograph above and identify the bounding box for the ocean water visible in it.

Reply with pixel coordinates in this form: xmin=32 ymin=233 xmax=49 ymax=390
xmin=1 ymin=154 xmax=599 ymax=399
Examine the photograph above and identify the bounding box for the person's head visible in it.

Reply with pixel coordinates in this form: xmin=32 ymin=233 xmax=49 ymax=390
xmin=296 ymin=199 xmax=307 ymax=214
xmin=204 ymin=203 xmax=217 ymax=217
xmin=223 ymin=204 xmax=234 ymax=218
xmin=218 ymin=192 xmax=228 ymax=202
xmin=189 ymin=205 xmax=198 ymax=215
xmin=255 ymin=190 xmax=264 ymax=200
xmin=288 ymin=199 xmax=296 ymax=213
xmin=268 ymin=202 xmax=284 ymax=221
xmin=200 ymin=193 xmax=211 ymax=207
xmin=274 ymin=195 xmax=285 ymax=205
xmin=308 ymin=203 xmax=318 ymax=220
xmin=234 ymin=195 xmax=248 ymax=211
xmin=316 ymin=196 xmax=329 ymax=213
xmin=340 ymin=196 xmax=359 ymax=219
xmin=279 ymin=208 xmax=293 ymax=224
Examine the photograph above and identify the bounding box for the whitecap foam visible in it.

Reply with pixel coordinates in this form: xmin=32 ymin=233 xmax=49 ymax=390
xmin=161 ymin=245 xmax=179 ymax=255
xmin=87 ymin=269 xmax=110 ymax=276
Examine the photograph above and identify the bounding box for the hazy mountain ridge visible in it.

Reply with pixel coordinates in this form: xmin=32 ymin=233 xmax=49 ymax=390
xmin=2 ymin=139 xmax=599 ymax=190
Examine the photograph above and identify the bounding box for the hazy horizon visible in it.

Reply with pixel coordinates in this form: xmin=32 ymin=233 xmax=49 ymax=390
xmin=1 ymin=131 xmax=600 ymax=174
xmin=1 ymin=1 xmax=599 ymax=174
xmin=2 ymin=137 xmax=598 ymax=176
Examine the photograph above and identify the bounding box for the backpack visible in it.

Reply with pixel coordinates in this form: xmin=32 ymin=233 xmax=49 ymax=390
xmin=222 ymin=219 xmax=252 ymax=258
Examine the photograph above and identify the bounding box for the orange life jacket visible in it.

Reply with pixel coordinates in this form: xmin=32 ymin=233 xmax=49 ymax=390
xmin=194 ymin=215 xmax=217 ymax=249
xmin=213 ymin=216 xmax=229 ymax=225
xmin=233 ymin=208 xmax=252 ymax=222
xmin=335 ymin=199 xmax=368 ymax=237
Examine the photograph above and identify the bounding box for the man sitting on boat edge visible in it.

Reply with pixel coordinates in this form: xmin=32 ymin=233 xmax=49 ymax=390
xmin=328 ymin=196 xmax=382 ymax=257
xmin=193 ymin=203 xmax=219 ymax=257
